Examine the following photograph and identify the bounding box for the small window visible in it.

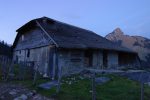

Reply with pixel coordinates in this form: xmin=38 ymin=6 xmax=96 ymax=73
xmin=22 ymin=35 xmax=24 ymax=41
xmin=19 ymin=50 xmax=21 ymax=54
xmin=27 ymin=49 xmax=30 ymax=57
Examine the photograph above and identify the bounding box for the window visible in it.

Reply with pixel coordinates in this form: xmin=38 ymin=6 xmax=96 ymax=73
xmin=27 ymin=49 xmax=30 ymax=57
xmin=19 ymin=50 xmax=21 ymax=54
xmin=22 ymin=35 xmax=24 ymax=41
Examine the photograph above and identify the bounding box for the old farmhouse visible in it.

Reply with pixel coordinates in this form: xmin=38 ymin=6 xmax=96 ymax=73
xmin=12 ymin=17 xmax=140 ymax=78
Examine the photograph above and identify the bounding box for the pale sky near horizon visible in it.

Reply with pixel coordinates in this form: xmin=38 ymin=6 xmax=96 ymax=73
xmin=0 ymin=0 xmax=150 ymax=44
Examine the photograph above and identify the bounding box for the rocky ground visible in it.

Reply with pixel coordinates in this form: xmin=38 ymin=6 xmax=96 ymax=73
xmin=0 ymin=83 xmax=54 ymax=100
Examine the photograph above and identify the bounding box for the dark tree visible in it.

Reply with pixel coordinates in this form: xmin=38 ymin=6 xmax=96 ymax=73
xmin=0 ymin=40 xmax=12 ymax=58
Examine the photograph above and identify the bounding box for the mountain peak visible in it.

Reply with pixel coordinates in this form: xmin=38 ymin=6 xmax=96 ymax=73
xmin=112 ymin=28 xmax=124 ymax=35
xmin=106 ymin=29 xmax=150 ymax=68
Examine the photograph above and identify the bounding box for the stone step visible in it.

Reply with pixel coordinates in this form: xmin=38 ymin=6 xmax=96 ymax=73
xmin=38 ymin=81 xmax=58 ymax=90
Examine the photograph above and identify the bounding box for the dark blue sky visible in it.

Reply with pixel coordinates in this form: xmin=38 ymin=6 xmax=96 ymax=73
xmin=0 ymin=0 xmax=150 ymax=44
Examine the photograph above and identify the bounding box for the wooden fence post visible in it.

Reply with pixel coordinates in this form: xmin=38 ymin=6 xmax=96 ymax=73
xmin=33 ymin=62 xmax=39 ymax=85
xmin=92 ymin=73 xmax=96 ymax=100
xmin=57 ymin=65 xmax=62 ymax=93
xmin=141 ymin=82 xmax=144 ymax=100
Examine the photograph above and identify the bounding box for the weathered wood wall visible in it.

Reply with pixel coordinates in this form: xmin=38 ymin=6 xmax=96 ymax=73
xmin=92 ymin=50 xmax=103 ymax=69
xmin=13 ymin=46 xmax=53 ymax=76
xmin=58 ymin=50 xmax=84 ymax=76
xmin=14 ymin=27 xmax=52 ymax=51
xmin=107 ymin=51 xmax=119 ymax=68
xmin=13 ymin=27 xmax=55 ymax=77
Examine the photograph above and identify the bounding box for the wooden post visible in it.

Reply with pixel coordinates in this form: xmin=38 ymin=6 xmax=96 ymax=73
xmin=92 ymin=73 xmax=96 ymax=100
xmin=52 ymin=53 xmax=56 ymax=80
xmin=33 ymin=62 xmax=39 ymax=85
xmin=141 ymin=82 xmax=144 ymax=100
xmin=57 ymin=65 xmax=62 ymax=93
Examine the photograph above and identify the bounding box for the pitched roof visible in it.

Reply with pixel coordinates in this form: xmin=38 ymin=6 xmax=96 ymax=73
xmin=14 ymin=17 xmax=136 ymax=53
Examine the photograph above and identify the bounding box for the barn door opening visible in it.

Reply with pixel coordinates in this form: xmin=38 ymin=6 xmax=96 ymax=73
xmin=84 ymin=50 xmax=93 ymax=67
xmin=103 ymin=51 xmax=108 ymax=69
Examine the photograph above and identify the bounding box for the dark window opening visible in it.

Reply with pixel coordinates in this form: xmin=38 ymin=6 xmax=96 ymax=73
xmin=19 ymin=50 xmax=21 ymax=54
xmin=84 ymin=50 xmax=93 ymax=67
xmin=71 ymin=58 xmax=81 ymax=62
xmin=16 ymin=56 xmax=18 ymax=63
xmin=103 ymin=51 xmax=108 ymax=68
xmin=27 ymin=49 xmax=30 ymax=58
xmin=118 ymin=52 xmax=136 ymax=66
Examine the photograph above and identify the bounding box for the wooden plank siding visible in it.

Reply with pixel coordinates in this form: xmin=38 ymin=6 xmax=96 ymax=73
xmin=12 ymin=17 xmax=141 ymax=78
xmin=13 ymin=27 xmax=55 ymax=77
xmin=58 ymin=50 xmax=85 ymax=76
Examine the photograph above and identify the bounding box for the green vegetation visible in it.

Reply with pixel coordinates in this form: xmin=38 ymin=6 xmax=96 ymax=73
xmin=12 ymin=74 xmax=150 ymax=100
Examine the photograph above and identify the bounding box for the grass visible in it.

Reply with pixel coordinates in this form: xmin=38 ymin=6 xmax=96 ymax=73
xmin=10 ymin=74 xmax=150 ymax=100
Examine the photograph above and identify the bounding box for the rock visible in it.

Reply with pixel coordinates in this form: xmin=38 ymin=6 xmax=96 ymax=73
xmin=79 ymin=76 xmax=84 ymax=80
xmin=147 ymin=82 xmax=150 ymax=86
xmin=32 ymin=94 xmax=49 ymax=100
xmin=32 ymin=90 xmax=37 ymax=96
xmin=89 ymin=90 xmax=93 ymax=93
xmin=26 ymin=92 xmax=33 ymax=97
xmin=14 ymin=94 xmax=28 ymax=100
xmin=9 ymin=89 xmax=17 ymax=96
xmin=95 ymin=77 xmax=111 ymax=85
xmin=68 ymin=81 xmax=72 ymax=85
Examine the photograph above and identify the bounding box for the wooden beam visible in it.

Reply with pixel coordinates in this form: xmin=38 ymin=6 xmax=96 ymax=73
xmin=35 ymin=20 xmax=59 ymax=47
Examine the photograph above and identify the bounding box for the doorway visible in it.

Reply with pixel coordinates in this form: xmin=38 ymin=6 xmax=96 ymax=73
xmin=103 ymin=51 xmax=108 ymax=69
xmin=84 ymin=50 xmax=93 ymax=67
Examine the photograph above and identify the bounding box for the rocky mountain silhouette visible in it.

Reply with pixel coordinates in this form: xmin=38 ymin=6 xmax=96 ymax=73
xmin=106 ymin=28 xmax=150 ymax=68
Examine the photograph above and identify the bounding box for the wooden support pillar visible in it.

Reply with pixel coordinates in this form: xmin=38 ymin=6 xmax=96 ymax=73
xmin=52 ymin=53 xmax=56 ymax=80
xmin=57 ymin=65 xmax=62 ymax=93
xmin=141 ymin=83 xmax=144 ymax=100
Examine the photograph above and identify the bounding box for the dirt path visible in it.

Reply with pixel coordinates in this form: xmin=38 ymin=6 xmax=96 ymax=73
xmin=0 ymin=82 xmax=54 ymax=100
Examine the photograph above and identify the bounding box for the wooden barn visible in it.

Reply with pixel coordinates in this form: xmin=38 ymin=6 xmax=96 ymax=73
xmin=12 ymin=17 xmax=140 ymax=78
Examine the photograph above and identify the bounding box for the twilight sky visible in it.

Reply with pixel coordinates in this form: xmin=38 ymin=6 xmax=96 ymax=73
xmin=0 ymin=0 xmax=150 ymax=44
